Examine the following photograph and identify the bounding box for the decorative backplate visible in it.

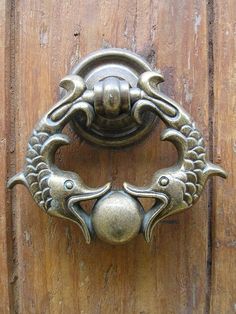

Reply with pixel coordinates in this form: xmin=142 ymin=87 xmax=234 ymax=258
xmin=7 ymin=48 xmax=227 ymax=245
xmin=70 ymin=49 xmax=158 ymax=147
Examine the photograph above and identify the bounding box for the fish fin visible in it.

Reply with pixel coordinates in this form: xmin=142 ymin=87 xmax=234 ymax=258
xmin=7 ymin=172 xmax=28 ymax=189
xmin=161 ymin=128 xmax=188 ymax=160
xmin=143 ymin=194 xmax=169 ymax=243
xmin=204 ymin=162 xmax=227 ymax=179
xmin=161 ymin=128 xmax=187 ymax=144
xmin=41 ymin=134 xmax=70 ymax=165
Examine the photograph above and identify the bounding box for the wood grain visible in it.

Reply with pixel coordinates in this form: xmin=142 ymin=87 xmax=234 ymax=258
xmin=210 ymin=0 xmax=236 ymax=312
xmin=5 ymin=0 xmax=218 ymax=313
xmin=0 ymin=1 xmax=13 ymax=313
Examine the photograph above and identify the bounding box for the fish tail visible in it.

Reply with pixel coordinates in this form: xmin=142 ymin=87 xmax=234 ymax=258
xmin=7 ymin=172 xmax=28 ymax=189
xmin=204 ymin=162 xmax=227 ymax=179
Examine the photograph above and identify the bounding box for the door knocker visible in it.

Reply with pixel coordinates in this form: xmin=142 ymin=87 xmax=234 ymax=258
xmin=7 ymin=49 xmax=227 ymax=244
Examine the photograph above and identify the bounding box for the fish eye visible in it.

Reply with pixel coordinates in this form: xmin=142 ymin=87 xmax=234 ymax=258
xmin=64 ymin=180 xmax=74 ymax=190
xmin=159 ymin=176 xmax=169 ymax=186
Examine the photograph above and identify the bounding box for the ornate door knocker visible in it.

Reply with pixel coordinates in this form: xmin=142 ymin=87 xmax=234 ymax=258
xmin=7 ymin=49 xmax=227 ymax=244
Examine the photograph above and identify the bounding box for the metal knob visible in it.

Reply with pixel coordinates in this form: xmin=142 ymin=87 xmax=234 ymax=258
xmin=7 ymin=48 xmax=227 ymax=245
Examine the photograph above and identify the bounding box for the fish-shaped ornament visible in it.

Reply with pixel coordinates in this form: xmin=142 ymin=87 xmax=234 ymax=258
xmin=124 ymin=71 xmax=227 ymax=242
xmin=7 ymin=75 xmax=111 ymax=244
xmin=7 ymin=53 xmax=227 ymax=245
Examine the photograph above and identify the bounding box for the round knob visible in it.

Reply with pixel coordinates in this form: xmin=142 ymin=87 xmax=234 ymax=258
xmin=91 ymin=191 xmax=143 ymax=244
xmin=94 ymin=77 xmax=130 ymax=118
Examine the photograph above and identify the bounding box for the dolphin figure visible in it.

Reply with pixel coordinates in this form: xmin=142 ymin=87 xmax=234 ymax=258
xmin=124 ymin=71 xmax=227 ymax=242
xmin=7 ymin=75 xmax=111 ymax=243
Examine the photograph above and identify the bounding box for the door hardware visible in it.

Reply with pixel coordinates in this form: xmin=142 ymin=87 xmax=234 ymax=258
xmin=7 ymin=48 xmax=227 ymax=244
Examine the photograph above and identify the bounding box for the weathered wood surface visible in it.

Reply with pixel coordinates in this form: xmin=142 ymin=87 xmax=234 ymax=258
xmin=0 ymin=1 xmax=12 ymax=313
xmin=1 ymin=0 xmax=235 ymax=313
xmin=210 ymin=0 xmax=236 ymax=313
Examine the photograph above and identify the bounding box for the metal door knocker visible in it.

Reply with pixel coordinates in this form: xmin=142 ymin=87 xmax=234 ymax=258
xmin=7 ymin=49 xmax=227 ymax=244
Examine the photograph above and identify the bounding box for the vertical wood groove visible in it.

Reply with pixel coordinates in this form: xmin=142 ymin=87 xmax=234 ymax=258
xmin=0 ymin=0 xmax=11 ymax=312
xmin=0 ymin=0 xmax=17 ymax=313
xmin=8 ymin=0 xmax=19 ymax=312
xmin=210 ymin=0 xmax=236 ymax=312
xmin=206 ymin=0 xmax=215 ymax=312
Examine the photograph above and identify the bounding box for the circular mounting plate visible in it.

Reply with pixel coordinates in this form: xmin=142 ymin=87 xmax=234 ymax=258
xmin=70 ymin=48 xmax=158 ymax=147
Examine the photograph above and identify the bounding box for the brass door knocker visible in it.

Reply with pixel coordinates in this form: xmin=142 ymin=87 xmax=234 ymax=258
xmin=7 ymin=49 xmax=227 ymax=245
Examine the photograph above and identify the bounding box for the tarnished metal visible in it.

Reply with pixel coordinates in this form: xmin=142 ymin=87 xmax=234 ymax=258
xmin=70 ymin=48 xmax=158 ymax=147
xmin=7 ymin=75 xmax=111 ymax=244
xmin=124 ymin=71 xmax=227 ymax=242
xmin=7 ymin=49 xmax=227 ymax=245
xmin=92 ymin=191 xmax=144 ymax=244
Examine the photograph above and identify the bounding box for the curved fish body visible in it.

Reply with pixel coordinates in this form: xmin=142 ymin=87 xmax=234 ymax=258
xmin=124 ymin=71 xmax=227 ymax=242
xmin=7 ymin=75 xmax=110 ymax=243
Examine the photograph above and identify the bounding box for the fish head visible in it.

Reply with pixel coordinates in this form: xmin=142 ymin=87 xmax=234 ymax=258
xmin=48 ymin=170 xmax=111 ymax=215
xmin=124 ymin=168 xmax=186 ymax=221
xmin=124 ymin=169 xmax=186 ymax=242
xmin=151 ymin=170 xmax=186 ymax=213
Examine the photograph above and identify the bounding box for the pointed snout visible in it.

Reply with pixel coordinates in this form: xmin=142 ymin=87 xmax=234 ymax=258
xmin=123 ymin=182 xmax=153 ymax=197
xmin=123 ymin=182 xmax=169 ymax=206
xmin=67 ymin=182 xmax=111 ymax=207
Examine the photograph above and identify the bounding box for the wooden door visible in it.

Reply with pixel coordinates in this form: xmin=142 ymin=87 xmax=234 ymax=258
xmin=1 ymin=1 xmax=235 ymax=313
